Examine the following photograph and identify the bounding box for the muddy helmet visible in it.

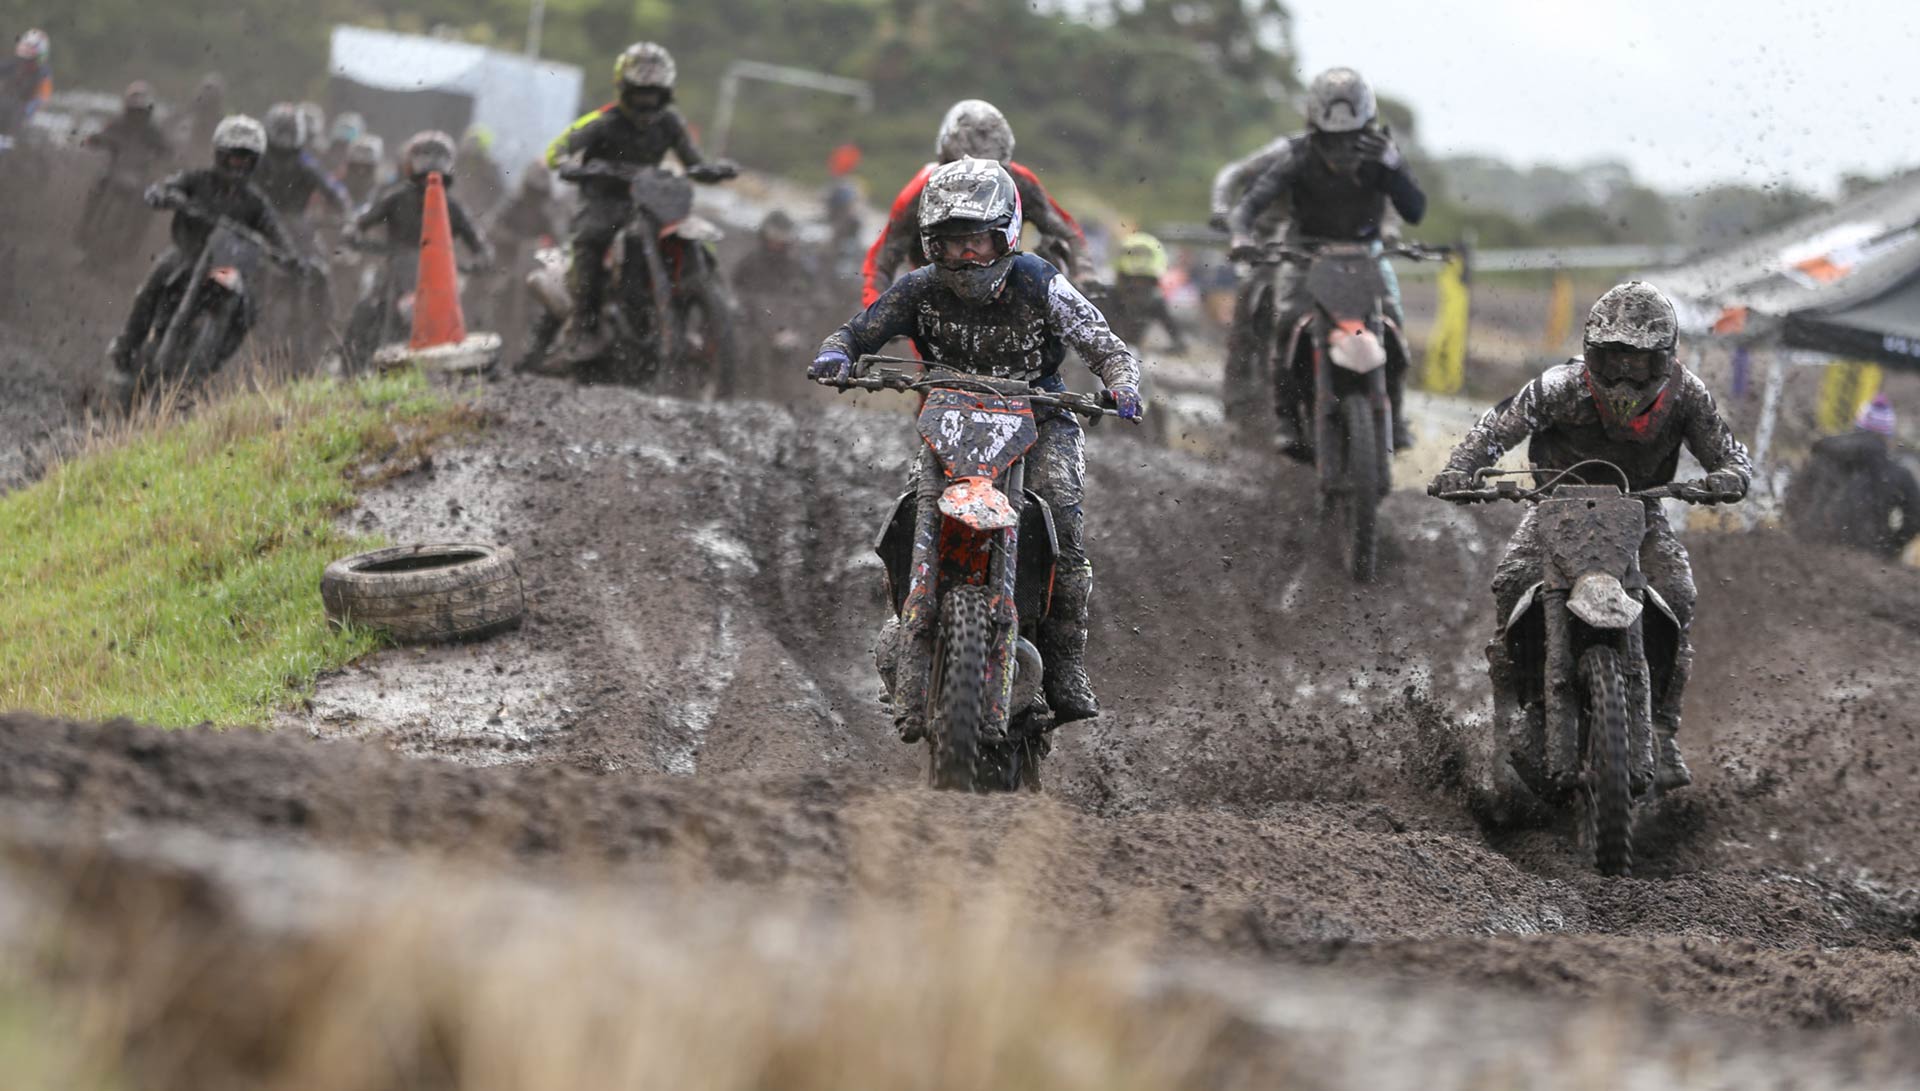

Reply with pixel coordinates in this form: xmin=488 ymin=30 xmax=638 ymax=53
xmin=404 ymin=130 xmax=457 ymax=181
xmin=936 ymin=100 xmax=1015 ymax=165
xmin=264 ymin=103 xmax=304 ymax=152
xmin=331 ymin=111 xmax=365 ymax=145
xmin=123 ymin=81 xmax=156 ymax=114
xmin=1306 ymin=68 xmax=1376 ymax=133
xmin=616 ymin=42 xmax=677 ymax=91
xmin=211 ymin=114 xmax=267 ymax=178
xmin=1114 ymin=232 xmax=1169 ymax=279
xmin=346 ymin=133 xmax=384 ymax=169
xmin=919 ymin=158 xmax=1023 ymax=305
xmin=1583 ymin=281 xmax=1681 ymax=441
xmin=14 ymin=29 xmax=47 ymax=62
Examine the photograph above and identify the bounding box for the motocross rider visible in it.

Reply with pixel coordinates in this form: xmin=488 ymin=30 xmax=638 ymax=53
xmin=337 ymin=134 xmax=385 ymax=207
xmin=255 ymin=104 xmax=349 ymax=335
xmin=811 ymin=158 xmax=1145 ymax=729
xmin=187 ymin=74 xmax=225 ymax=152
xmin=1210 ymin=132 xmax=1293 ymax=429
xmin=1104 ymin=232 xmax=1188 ymax=354
xmin=0 ymin=29 xmax=51 ymax=137
xmin=1227 ymin=67 xmax=1427 ymax=452
xmin=323 ymin=111 xmax=365 ymax=174
xmin=341 ymin=130 xmax=494 ymax=367
xmin=1786 ymin=394 xmax=1920 ymax=560
xmin=861 ymin=99 xmax=1084 ymax=306
xmin=106 ymin=115 xmax=299 ymax=374
xmin=541 ymin=41 xmax=731 ymax=366
xmin=77 ymin=82 xmax=173 ymax=253
xmin=1429 ymin=282 xmax=1752 ymax=794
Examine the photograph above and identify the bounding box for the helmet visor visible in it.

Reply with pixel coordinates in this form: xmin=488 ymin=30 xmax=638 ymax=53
xmin=218 ymin=148 xmax=259 ymax=175
xmin=1587 ymin=345 xmax=1671 ymax=388
xmin=621 ymin=86 xmax=669 ymax=114
xmin=929 ymin=227 xmax=1007 ymax=268
xmin=410 ymin=147 xmax=454 ymax=177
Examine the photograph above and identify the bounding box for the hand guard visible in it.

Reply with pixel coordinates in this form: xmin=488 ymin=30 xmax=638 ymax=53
xmin=1110 ymin=384 xmax=1144 ymax=421
xmin=1429 ymin=469 xmax=1477 ymax=498
xmin=809 ymin=349 xmax=851 ymax=381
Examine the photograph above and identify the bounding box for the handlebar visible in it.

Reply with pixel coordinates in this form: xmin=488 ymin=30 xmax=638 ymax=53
xmin=1235 ymin=239 xmax=1454 ymax=266
xmin=171 ymin=201 xmax=308 ymax=271
xmin=1434 ymin=464 xmax=1738 ymax=506
xmin=812 ymin=354 xmax=1129 ymax=421
xmin=556 ymin=159 xmax=738 ymax=185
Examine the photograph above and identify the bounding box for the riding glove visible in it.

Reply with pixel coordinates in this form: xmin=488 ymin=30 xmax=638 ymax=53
xmin=1110 ymin=384 xmax=1144 ymax=421
xmin=809 ymin=349 xmax=850 ymax=380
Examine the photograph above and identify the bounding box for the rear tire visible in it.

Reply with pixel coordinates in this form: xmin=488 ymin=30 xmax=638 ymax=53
xmin=927 ymin=585 xmax=993 ymax=791
xmin=1340 ymin=396 xmax=1382 ymax=582
xmin=1578 ymin=644 xmax=1635 ymax=877
xmin=676 ymin=276 xmax=741 ymax=398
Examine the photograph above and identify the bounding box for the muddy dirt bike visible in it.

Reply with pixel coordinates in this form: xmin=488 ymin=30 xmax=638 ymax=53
xmin=112 ymin=205 xmax=313 ymax=410
xmin=1437 ymin=461 xmax=1733 ymax=877
xmin=533 ymin=159 xmax=742 ymax=392
xmin=817 ymin=355 xmax=1127 ymax=792
xmin=1243 ymin=240 xmax=1448 ymax=581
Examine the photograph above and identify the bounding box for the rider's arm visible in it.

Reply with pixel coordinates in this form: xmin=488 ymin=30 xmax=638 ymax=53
xmin=1677 ymin=370 xmax=1754 ymax=485
xmin=305 ymin=155 xmax=351 ymax=215
xmin=1443 ymin=368 xmax=1571 ymax=474
xmin=1227 ymin=152 xmax=1298 ymax=242
xmin=665 ymin=109 xmax=705 ymax=169
xmin=352 ymin=187 xmax=396 ymax=235
xmin=144 ymin=169 xmax=193 ymax=209
xmin=1047 ymin=275 xmax=1142 ymax=389
xmin=246 ymin=192 xmax=297 ymax=254
xmin=1210 ymin=136 xmax=1292 ymax=222
xmin=544 ymin=106 xmax=609 ymax=168
xmin=1008 ymin=164 xmax=1085 ymax=249
xmin=446 ymin=196 xmax=492 ymax=258
xmin=1381 ymin=161 xmax=1427 ymax=226
xmin=820 ymin=275 xmax=926 ymax=361
xmin=861 ymin=201 xmax=919 ymax=307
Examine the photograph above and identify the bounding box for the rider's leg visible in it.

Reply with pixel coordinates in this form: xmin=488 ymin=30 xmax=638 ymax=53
xmin=1223 ymin=270 xmax=1271 ymax=427
xmin=1641 ymin=513 xmax=1698 ymax=789
xmin=110 ymin=249 xmax=184 ymax=371
xmin=1027 ymin=414 xmax=1098 ymax=724
xmin=1380 ymin=255 xmax=1415 ymax=451
xmin=1270 ymin=263 xmax=1311 ymax=450
xmin=1488 ymin=511 xmax=1544 ymax=794
xmin=560 ymin=199 xmax=626 ymax=351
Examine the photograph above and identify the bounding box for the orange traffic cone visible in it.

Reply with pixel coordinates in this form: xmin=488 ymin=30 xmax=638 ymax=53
xmin=411 ymin=171 xmax=467 ymax=350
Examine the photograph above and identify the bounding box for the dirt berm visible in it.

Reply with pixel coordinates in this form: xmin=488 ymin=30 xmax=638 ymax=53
xmin=0 ymin=370 xmax=1913 ymax=1049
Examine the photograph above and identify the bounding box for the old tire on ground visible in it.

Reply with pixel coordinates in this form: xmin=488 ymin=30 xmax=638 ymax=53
xmin=321 ymin=543 xmax=525 ymax=644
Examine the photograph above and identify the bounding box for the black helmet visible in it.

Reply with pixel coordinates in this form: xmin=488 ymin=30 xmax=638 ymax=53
xmin=1583 ymin=281 xmax=1681 ymax=442
xmin=918 ymin=158 xmax=1022 ymax=306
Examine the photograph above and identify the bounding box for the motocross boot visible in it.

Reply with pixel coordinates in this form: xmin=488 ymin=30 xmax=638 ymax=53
xmin=1653 ymin=713 xmax=1692 ymax=790
xmin=550 ymin=257 xmax=613 ymax=368
xmin=1039 ymin=621 xmax=1098 ymax=724
xmin=1484 ymin=641 xmax=1529 ymax=802
xmin=1388 ymin=365 xmax=1416 ymax=451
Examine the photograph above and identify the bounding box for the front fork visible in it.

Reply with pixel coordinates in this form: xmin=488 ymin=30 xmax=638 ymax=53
xmin=892 ymin=451 xmax=1023 ymax=740
xmin=1309 ymin=327 xmax=1393 ymax=504
xmin=1543 ymin=601 xmax=1656 ymax=787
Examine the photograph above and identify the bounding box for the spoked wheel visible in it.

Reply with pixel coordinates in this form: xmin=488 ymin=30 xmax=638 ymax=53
xmin=1337 ymin=396 xmax=1384 ymax=582
xmin=927 ymin=585 xmax=993 ymax=791
xmin=675 ymin=279 xmax=741 ymax=398
xmin=1578 ymin=644 xmax=1635 ymax=876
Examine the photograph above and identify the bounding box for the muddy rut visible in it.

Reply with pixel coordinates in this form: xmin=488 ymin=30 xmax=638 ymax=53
xmin=0 ymin=368 xmax=1908 ymax=1036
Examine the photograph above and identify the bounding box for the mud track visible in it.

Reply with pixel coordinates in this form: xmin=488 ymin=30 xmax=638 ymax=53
xmin=0 ymin=365 xmax=1912 ymax=1046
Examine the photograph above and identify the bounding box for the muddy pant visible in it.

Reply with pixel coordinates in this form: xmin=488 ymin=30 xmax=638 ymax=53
xmin=1271 ymin=255 xmax=1406 ymax=429
xmin=1223 ymin=268 xmax=1275 ymax=426
xmin=567 ymin=197 xmax=630 ymax=330
xmin=1488 ymin=505 xmax=1697 ymax=745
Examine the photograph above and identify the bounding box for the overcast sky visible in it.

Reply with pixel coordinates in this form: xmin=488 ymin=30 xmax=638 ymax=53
xmin=1289 ymin=0 xmax=1920 ymax=196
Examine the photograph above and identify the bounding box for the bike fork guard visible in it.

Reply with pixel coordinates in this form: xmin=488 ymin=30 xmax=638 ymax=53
xmin=1543 ymin=589 xmax=1579 ymax=779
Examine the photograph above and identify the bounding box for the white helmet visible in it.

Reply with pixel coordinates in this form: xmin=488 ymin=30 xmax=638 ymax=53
xmin=212 ymin=114 xmax=267 ymax=157
xmin=1306 ymin=68 xmax=1377 ymax=133
xmin=935 ymin=99 xmax=1015 ymax=165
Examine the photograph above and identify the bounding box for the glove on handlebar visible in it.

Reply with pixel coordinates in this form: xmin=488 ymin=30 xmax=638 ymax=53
xmin=1428 ymin=470 xmax=1476 ymax=498
xmin=1109 ymin=384 xmax=1144 ymax=421
xmin=809 ymin=349 xmax=850 ymax=380
xmin=1703 ymin=470 xmax=1747 ymax=502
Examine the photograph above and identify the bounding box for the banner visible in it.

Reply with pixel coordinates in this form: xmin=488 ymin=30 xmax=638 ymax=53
xmin=1816 ymin=360 xmax=1883 ymax=433
xmin=1543 ymin=272 xmax=1574 ymax=351
xmin=1418 ymin=253 xmax=1470 ymax=394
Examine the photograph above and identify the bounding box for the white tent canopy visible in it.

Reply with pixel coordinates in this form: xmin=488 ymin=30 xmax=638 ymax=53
xmin=328 ymin=26 xmax=583 ymax=178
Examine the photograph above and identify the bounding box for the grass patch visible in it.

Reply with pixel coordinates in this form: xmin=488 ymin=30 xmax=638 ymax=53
xmin=0 ymin=370 xmax=478 ymax=727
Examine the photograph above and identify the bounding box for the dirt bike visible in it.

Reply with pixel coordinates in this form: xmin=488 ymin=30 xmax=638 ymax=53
xmin=536 ymin=160 xmax=742 ymax=391
xmin=1437 ymin=462 xmax=1730 ymax=877
xmin=115 ymin=206 xmax=310 ymax=409
xmin=1242 ymin=240 xmax=1447 ymax=581
xmin=817 ymin=355 xmax=1126 ymax=792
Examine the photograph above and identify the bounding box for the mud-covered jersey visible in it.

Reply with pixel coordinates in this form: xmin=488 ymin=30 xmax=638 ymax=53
xmin=861 ymin=160 xmax=1084 ymax=307
xmin=822 ymin=252 xmax=1140 ymax=389
xmin=1444 ymin=360 xmax=1753 ymax=493
xmin=355 ymin=179 xmax=487 ymax=253
xmin=85 ymin=113 xmax=172 ymax=175
xmin=253 ymin=148 xmax=349 ymax=219
xmin=1228 ymin=133 xmax=1425 ymax=243
xmin=149 ymin=168 xmax=293 ymax=257
xmin=543 ymin=104 xmax=702 ymax=204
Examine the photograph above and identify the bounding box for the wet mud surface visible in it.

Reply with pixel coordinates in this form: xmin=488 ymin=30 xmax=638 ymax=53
xmin=1 ymin=367 xmax=1914 ymax=1051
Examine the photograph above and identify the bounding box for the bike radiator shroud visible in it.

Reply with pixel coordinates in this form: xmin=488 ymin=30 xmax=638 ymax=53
xmin=1500 ymin=487 xmax=1681 ymax=708
xmin=875 ymin=388 xmax=1060 ymax=624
